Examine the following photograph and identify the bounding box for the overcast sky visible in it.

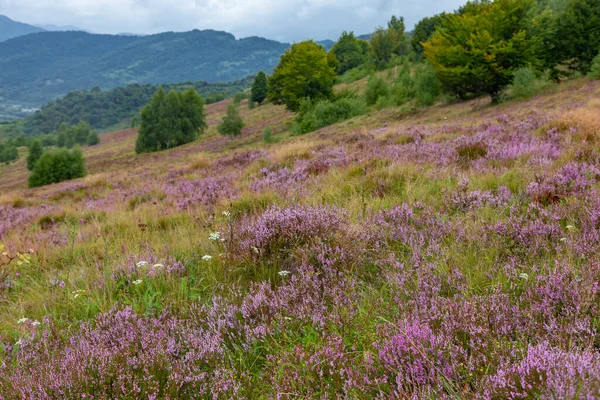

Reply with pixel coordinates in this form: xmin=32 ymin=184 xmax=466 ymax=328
xmin=0 ymin=0 xmax=466 ymax=42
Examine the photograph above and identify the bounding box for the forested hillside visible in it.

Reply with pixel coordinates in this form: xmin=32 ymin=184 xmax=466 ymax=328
xmin=0 ymin=30 xmax=287 ymax=107
xmin=23 ymin=78 xmax=253 ymax=134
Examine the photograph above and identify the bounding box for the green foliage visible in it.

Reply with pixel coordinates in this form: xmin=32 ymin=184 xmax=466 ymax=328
xmin=505 ymin=67 xmax=554 ymax=99
xmin=414 ymin=63 xmax=443 ymax=106
xmin=411 ymin=14 xmax=446 ymax=57
xmin=387 ymin=16 xmax=410 ymax=56
xmin=86 ymin=131 xmax=100 ymax=146
xmin=364 ymin=75 xmax=389 ymax=106
xmin=0 ymin=142 xmax=18 ymax=163
xmin=28 ymin=147 xmax=86 ymax=188
xmin=553 ymin=0 xmax=600 ymax=73
xmin=589 ymin=53 xmax=600 ymax=80
xmin=338 ymin=63 xmax=377 ymax=84
xmin=23 ymin=78 xmax=252 ymax=135
xmin=218 ymin=102 xmax=245 ymax=138
xmin=369 ymin=28 xmax=398 ymax=68
xmin=330 ymin=32 xmax=368 ymax=75
xmin=135 ymin=88 xmax=206 ymax=154
xmin=251 ymin=71 xmax=268 ymax=105
xmin=262 ymin=127 xmax=275 ymax=144
xmin=424 ymin=0 xmax=537 ymax=102
xmin=268 ymin=41 xmax=337 ymax=111
xmin=26 ymin=140 xmax=43 ymax=171
xmin=291 ymin=96 xmax=367 ymax=135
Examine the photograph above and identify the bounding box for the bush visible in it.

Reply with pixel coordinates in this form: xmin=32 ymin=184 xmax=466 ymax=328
xmin=589 ymin=53 xmax=600 ymax=80
xmin=505 ymin=68 xmax=554 ymax=100
xmin=365 ymin=75 xmax=389 ymax=106
xmin=0 ymin=143 xmax=18 ymax=164
xmin=262 ymin=127 xmax=275 ymax=144
xmin=338 ymin=63 xmax=376 ymax=84
xmin=251 ymin=71 xmax=268 ymax=104
xmin=86 ymin=131 xmax=100 ymax=146
xmin=218 ymin=102 xmax=244 ymax=138
xmin=29 ymin=147 xmax=87 ymax=188
xmin=414 ymin=64 xmax=443 ymax=106
xmin=26 ymin=140 xmax=43 ymax=171
xmin=292 ymin=97 xmax=367 ymax=135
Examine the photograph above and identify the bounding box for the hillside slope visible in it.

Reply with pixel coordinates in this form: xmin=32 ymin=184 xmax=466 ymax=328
xmin=0 ymin=30 xmax=288 ymax=106
xmin=0 ymin=15 xmax=45 ymax=42
xmin=1 ymin=80 xmax=600 ymax=397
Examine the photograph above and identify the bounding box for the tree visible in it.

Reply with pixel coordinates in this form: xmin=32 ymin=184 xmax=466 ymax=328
xmin=423 ymin=0 xmax=537 ymax=103
xmin=369 ymin=28 xmax=399 ymax=67
xmin=27 ymin=140 xmax=43 ymax=171
xmin=553 ymin=0 xmax=600 ymax=73
xmin=330 ymin=32 xmax=367 ymax=75
xmin=86 ymin=131 xmax=100 ymax=146
xmin=412 ymin=14 xmax=446 ymax=57
xmin=387 ymin=16 xmax=410 ymax=56
xmin=267 ymin=41 xmax=337 ymax=111
xmin=28 ymin=147 xmax=86 ymax=188
xmin=251 ymin=71 xmax=268 ymax=104
xmin=135 ymin=88 xmax=206 ymax=154
xmin=218 ymin=102 xmax=244 ymax=138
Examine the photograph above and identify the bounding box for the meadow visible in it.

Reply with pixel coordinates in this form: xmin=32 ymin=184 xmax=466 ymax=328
xmin=1 ymin=77 xmax=600 ymax=398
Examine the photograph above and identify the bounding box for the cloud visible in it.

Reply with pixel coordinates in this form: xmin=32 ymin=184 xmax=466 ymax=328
xmin=0 ymin=0 xmax=466 ymax=42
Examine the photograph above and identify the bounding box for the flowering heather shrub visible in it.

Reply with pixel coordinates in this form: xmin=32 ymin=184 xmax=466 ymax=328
xmin=527 ymin=162 xmax=600 ymax=204
xmin=249 ymin=164 xmax=310 ymax=195
xmin=446 ymin=178 xmax=511 ymax=212
xmin=485 ymin=342 xmax=600 ymax=399
xmin=0 ymin=203 xmax=58 ymax=238
xmin=213 ymin=149 xmax=269 ymax=169
xmin=234 ymin=205 xmax=346 ymax=260
xmin=163 ymin=175 xmax=237 ymax=210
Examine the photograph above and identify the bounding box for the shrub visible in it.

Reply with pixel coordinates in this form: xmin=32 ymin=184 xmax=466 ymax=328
xmin=505 ymin=68 xmax=554 ymax=99
xmin=28 ymin=147 xmax=87 ymax=188
xmin=292 ymin=97 xmax=367 ymax=135
xmin=365 ymin=75 xmax=389 ymax=106
xmin=251 ymin=71 xmax=268 ymax=104
xmin=218 ymin=102 xmax=244 ymax=138
xmin=26 ymin=140 xmax=43 ymax=171
xmin=589 ymin=53 xmax=600 ymax=80
xmin=263 ymin=127 xmax=275 ymax=144
xmin=414 ymin=64 xmax=442 ymax=106
xmin=0 ymin=143 xmax=19 ymax=164
xmin=86 ymin=131 xmax=100 ymax=146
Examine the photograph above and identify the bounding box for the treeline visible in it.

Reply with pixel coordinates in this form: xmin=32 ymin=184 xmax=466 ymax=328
xmin=22 ymin=77 xmax=253 ymax=135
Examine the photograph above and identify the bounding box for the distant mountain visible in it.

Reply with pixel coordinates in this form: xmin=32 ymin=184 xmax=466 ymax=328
xmin=35 ymin=23 xmax=86 ymax=32
xmin=0 ymin=29 xmax=289 ymax=110
xmin=317 ymin=40 xmax=335 ymax=51
xmin=0 ymin=15 xmax=45 ymax=42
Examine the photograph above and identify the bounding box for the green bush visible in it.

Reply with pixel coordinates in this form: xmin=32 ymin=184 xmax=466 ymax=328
xmin=292 ymin=97 xmax=367 ymax=135
xmin=28 ymin=147 xmax=87 ymax=188
xmin=27 ymin=140 xmax=43 ymax=171
xmin=262 ymin=127 xmax=275 ymax=144
xmin=414 ymin=64 xmax=443 ymax=106
xmin=0 ymin=143 xmax=18 ymax=164
xmin=218 ymin=102 xmax=245 ymax=138
xmin=505 ymin=67 xmax=554 ymax=99
xmin=364 ymin=75 xmax=389 ymax=106
xmin=338 ymin=63 xmax=376 ymax=84
xmin=86 ymin=131 xmax=100 ymax=146
xmin=589 ymin=53 xmax=600 ymax=80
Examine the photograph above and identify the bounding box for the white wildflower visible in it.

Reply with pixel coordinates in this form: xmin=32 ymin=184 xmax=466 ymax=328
xmin=209 ymin=232 xmax=221 ymax=241
xmin=222 ymin=211 xmax=231 ymax=217
xmin=566 ymin=225 xmax=575 ymax=231
xmin=133 ymin=279 xmax=143 ymax=286
xmin=136 ymin=261 xmax=149 ymax=268
xmin=278 ymin=270 xmax=290 ymax=277
xmin=519 ymin=273 xmax=529 ymax=280
xmin=17 ymin=318 xmax=29 ymax=324
xmin=252 ymin=246 xmax=260 ymax=254
xmin=560 ymin=237 xmax=567 ymax=242
xmin=153 ymin=263 xmax=164 ymax=269
xmin=202 ymin=255 xmax=212 ymax=261
xmin=32 ymin=320 xmax=41 ymax=327
xmin=15 ymin=339 xmax=23 ymax=346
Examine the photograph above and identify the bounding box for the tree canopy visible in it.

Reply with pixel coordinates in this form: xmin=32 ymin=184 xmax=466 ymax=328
xmin=251 ymin=71 xmax=268 ymax=104
xmin=267 ymin=41 xmax=337 ymax=111
xmin=329 ymin=32 xmax=368 ymax=75
xmin=135 ymin=88 xmax=206 ymax=154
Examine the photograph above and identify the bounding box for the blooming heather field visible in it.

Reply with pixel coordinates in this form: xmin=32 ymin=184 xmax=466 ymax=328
xmin=1 ymin=79 xmax=600 ymax=398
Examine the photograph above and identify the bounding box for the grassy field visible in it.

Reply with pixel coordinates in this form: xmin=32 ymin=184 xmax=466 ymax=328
xmin=1 ymin=77 xmax=600 ymax=398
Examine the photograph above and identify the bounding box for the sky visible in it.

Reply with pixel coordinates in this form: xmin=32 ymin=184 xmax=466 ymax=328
xmin=0 ymin=0 xmax=466 ymax=43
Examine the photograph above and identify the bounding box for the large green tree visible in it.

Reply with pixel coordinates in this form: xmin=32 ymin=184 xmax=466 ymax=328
xmin=424 ymin=0 xmax=537 ymax=103
xmin=251 ymin=71 xmax=268 ymax=104
xmin=330 ymin=32 xmax=367 ymax=75
xmin=412 ymin=14 xmax=446 ymax=56
xmin=553 ymin=0 xmax=600 ymax=73
xmin=267 ymin=41 xmax=337 ymax=111
xmin=135 ymin=88 xmax=206 ymax=154
xmin=369 ymin=27 xmax=399 ymax=67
